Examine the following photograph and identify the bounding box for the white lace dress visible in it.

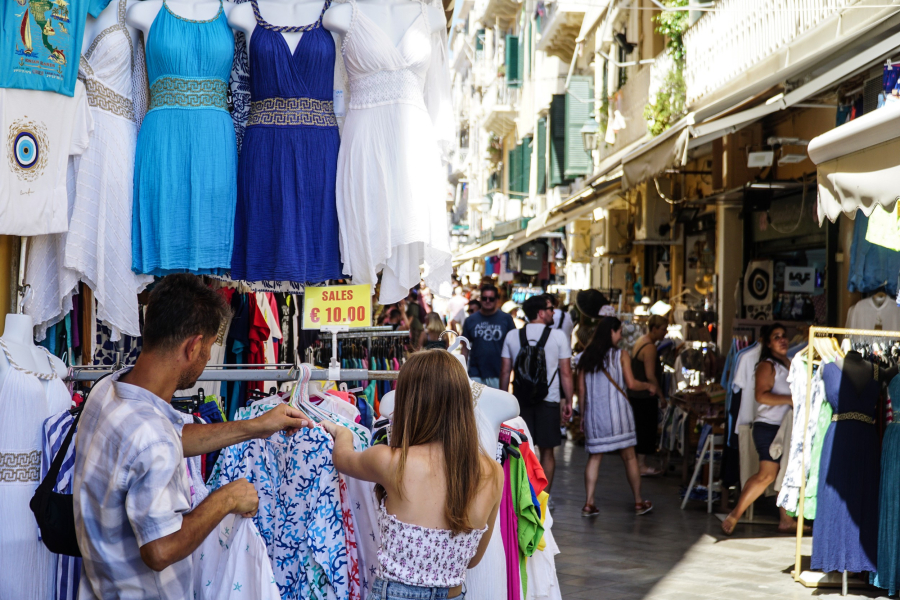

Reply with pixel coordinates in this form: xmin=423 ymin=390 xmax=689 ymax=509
xmin=336 ymin=0 xmax=452 ymax=305
xmin=25 ymin=0 xmax=152 ymax=343
xmin=0 ymin=341 xmax=73 ymax=599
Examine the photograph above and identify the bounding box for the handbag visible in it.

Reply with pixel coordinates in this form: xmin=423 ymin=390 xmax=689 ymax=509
xmin=30 ymin=373 xmax=112 ymax=557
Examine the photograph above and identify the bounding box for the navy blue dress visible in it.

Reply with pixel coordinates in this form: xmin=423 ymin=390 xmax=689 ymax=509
xmin=811 ymin=361 xmax=881 ymax=573
xmin=230 ymin=0 xmax=343 ymax=284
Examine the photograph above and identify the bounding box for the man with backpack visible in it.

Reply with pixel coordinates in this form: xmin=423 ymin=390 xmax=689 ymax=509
xmin=499 ymin=294 xmax=574 ymax=491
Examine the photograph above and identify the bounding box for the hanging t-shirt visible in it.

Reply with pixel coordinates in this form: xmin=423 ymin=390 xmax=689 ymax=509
xmin=847 ymin=296 xmax=900 ymax=331
xmin=1 ymin=84 xmax=92 ymax=235
xmin=519 ymin=242 xmax=545 ymax=275
xmin=1 ymin=0 xmax=111 ymax=96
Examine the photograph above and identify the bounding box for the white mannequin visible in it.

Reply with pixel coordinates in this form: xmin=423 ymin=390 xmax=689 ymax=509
xmin=0 ymin=314 xmax=67 ymax=380
xmin=83 ymin=0 xmax=141 ymax=54
xmin=322 ymin=0 xmax=445 ymax=43
xmin=126 ymin=0 xmax=238 ymax=41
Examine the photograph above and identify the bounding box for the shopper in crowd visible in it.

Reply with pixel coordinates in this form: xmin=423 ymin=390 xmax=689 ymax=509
xmin=628 ymin=314 xmax=668 ymax=477
xmin=466 ymin=298 xmax=482 ymax=317
xmin=548 ymin=293 xmax=575 ymax=341
xmin=578 ymin=315 xmax=657 ymax=516
xmin=461 ymin=284 xmax=516 ymax=388
xmin=721 ymin=323 xmax=798 ymax=535
xmin=500 ymin=295 xmax=574 ymax=491
xmin=421 ymin=312 xmax=449 ymax=350
xmin=573 ymin=289 xmax=609 ymax=353
xmin=404 ymin=300 xmax=424 ymax=350
xmin=323 ymin=350 xmax=504 ymax=600
xmin=445 ymin=286 xmax=469 ymax=333
xmin=73 ymin=274 xmax=309 ymax=599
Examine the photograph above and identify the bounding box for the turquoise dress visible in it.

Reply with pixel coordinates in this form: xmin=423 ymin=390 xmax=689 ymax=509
xmin=132 ymin=1 xmax=236 ymax=275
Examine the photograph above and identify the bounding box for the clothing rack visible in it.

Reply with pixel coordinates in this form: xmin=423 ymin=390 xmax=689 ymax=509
xmin=793 ymin=326 xmax=900 ymax=593
xmin=66 ymin=364 xmax=399 ymax=382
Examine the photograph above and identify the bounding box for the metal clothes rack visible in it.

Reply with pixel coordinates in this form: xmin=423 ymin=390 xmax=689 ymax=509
xmin=66 ymin=364 xmax=400 ymax=382
xmin=793 ymin=326 xmax=900 ymax=594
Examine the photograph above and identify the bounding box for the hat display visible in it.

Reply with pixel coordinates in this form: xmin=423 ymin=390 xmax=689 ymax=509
xmin=575 ymin=289 xmax=610 ymax=319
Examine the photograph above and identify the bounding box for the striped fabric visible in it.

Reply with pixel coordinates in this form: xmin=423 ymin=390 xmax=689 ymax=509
xmin=41 ymin=410 xmax=81 ymax=600
xmin=582 ymin=349 xmax=638 ymax=454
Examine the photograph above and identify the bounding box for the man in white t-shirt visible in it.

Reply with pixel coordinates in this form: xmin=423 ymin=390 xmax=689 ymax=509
xmin=499 ymin=295 xmax=573 ymax=491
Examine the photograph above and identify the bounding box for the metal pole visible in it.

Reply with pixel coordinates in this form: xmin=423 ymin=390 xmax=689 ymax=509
xmin=67 ymin=368 xmax=399 ymax=382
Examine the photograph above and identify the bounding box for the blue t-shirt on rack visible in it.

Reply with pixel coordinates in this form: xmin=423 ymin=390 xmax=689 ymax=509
xmin=1 ymin=0 xmax=111 ymax=96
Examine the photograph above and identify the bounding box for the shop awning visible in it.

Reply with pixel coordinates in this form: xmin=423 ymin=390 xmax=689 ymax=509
xmin=621 ymin=122 xmax=690 ymax=189
xmin=452 ymin=239 xmax=508 ymax=266
xmin=808 ymin=104 xmax=900 ymax=224
xmin=501 ymin=171 xmax=622 ymax=254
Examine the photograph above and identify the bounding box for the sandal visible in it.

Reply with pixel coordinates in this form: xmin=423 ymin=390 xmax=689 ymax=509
xmin=635 ymin=500 xmax=653 ymax=515
xmin=581 ymin=504 xmax=599 ymax=517
xmin=640 ymin=467 xmax=663 ymax=477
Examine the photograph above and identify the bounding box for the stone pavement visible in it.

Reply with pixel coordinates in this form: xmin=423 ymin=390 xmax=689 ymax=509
xmin=548 ymin=441 xmax=887 ymax=600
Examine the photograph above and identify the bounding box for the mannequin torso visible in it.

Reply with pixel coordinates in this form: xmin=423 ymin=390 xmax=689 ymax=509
xmin=322 ymin=0 xmax=444 ymax=44
xmin=0 ymin=315 xmax=67 ymax=381
xmin=229 ymin=0 xmax=327 ymax=53
xmin=836 ymin=350 xmax=897 ymax=388
xmin=84 ymin=0 xmax=141 ymax=54
xmin=126 ymin=0 xmax=237 ymax=41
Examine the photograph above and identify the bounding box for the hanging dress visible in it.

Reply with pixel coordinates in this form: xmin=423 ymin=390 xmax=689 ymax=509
xmin=811 ymin=361 xmax=881 ymax=573
xmin=336 ymin=0 xmax=452 ymax=305
xmin=0 ymin=341 xmax=73 ymax=599
xmin=25 ymin=0 xmax=153 ymax=343
xmin=874 ymin=374 xmax=900 ymax=593
xmin=132 ymin=0 xmax=237 ymax=276
xmin=230 ymin=0 xmax=343 ymax=287
xmin=582 ymin=349 xmax=638 ymax=454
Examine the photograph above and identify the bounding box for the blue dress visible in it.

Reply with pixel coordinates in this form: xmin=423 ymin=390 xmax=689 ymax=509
xmin=132 ymin=0 xmax=237 ymax=276
xmin=230 ymin=0 xmax=342 ymax=285
xmin=811 ymin=361 xmax=881 ymax=573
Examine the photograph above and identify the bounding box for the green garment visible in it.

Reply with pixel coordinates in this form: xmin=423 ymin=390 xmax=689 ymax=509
xmin=510 ymin=454 xmax=543 ymax=597
xmin=789 ymin=401 xmax=833 ymax=519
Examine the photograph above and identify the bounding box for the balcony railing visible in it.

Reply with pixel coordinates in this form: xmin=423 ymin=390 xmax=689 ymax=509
xmin=685 ymin=0 xmax=862 ymax=105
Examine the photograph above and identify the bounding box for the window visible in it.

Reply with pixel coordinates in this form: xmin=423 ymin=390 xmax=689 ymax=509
xmin=565 ymin=76 xmax=594 ymax=178
xmin=537 ymin=118 xmax=547 ymax=194
xmin=506 ymin=35 xmax=520 ymax=88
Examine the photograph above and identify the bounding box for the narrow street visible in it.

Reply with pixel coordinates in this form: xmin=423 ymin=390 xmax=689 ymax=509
xmin=549 ymin=442 xmax=884 ymax=600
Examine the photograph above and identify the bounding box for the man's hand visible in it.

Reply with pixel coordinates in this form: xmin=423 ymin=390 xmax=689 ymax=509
xmin=224 ymin=479 xmax=259 ymax=517
xmin=252 ymin=403 xmax=311 ymax=438
xmin=560 ymin=400 xmax=573 ymax=422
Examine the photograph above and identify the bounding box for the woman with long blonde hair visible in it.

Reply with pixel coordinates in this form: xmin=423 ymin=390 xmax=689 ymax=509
xmin=323 ymin=350 xmax=503 ymax=600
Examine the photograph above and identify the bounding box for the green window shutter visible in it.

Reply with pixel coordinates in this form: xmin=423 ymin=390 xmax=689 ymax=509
xmin=549 ymin=95 xmax=567 ymax=187
xmin=518 ymin=32 xmax=525 ymax=86
xmin=476 ymin=29 xmax=485 ymax=51
xmin=565 ymin=76 xmax=594 ymax=179
xmin=507 ymin=145 xmax=520 ymax=194
xmin=522 ymin=136 xmax=533 ymax=197
xmin=506 ymin=35 xmax=520 ymax=88
xmin=526 ymin=21 xmax=533 ymax=76
xmin=537 ymin=118 xmax=547 ymax=194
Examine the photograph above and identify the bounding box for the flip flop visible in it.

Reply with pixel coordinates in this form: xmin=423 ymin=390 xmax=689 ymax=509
xmin=635 ymin=500 xmax=653 ymax=515
xmin=640 ymin=468 xmax=663 ymax=477
xmin=581 ymin=504 xmax=599 ymax=517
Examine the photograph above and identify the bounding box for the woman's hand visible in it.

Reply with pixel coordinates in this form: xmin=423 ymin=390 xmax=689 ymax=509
xmin=320 ymin=419 xmax=348 ymax=440
xmin=647 ymin=383 xmax=659 ymax=397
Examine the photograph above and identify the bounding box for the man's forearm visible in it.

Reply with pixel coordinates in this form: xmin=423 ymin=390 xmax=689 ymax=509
xmin=182 ymin=421 xmax=258 ymax=458
xmin=562 ymin=376 xmax=574 ymax=406
xmin=140 ymin=486 xmax=235 ymax=571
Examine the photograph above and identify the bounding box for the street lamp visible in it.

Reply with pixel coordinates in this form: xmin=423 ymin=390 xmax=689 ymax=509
xmin=581 ymin=116 xmax=599 ymax=152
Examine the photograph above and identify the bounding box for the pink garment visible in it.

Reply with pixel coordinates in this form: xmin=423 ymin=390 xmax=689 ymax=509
xmin=499 ymin=460 xmax=521 ymax=600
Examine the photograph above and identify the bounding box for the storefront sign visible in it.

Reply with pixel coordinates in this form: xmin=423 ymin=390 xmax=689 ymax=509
xmin=303 ymin=285 xmax=372 ymax=329
xmin=784 ymin=267 xmax=816 ymax=293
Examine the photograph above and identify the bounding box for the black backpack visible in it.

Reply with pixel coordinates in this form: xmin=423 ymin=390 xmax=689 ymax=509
xmin=512 ymin=326 xmax=557 ymax=407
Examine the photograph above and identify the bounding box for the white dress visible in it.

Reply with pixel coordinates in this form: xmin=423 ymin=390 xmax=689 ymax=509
xmin=336 ymin=0 xmax=452 ymax=305
xmin=25 ymin=0 xmax=152 ymax=343
xmin=0 ymin=341 xmax=73 ymax=599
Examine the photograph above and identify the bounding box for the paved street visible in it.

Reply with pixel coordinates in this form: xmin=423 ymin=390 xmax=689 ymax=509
xmin=549 ymin=441 xmax=885 ymax=600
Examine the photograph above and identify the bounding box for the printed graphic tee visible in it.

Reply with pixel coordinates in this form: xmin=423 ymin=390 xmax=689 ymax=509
xmin=0 ymin=84 xmax=92 ymax=235
xmin=1 ymin=0 xmax=111 ymax=96
xmin=462 ymin=310 xmax=516 ymax=379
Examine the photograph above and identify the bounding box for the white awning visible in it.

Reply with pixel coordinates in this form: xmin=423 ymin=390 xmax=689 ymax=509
xmin=809 ymin=104 xmax=900 ymax=224
xmin=502 ymin=172 xmax=622 ymax=254
xmin=621 ymin=123 xmax=690 ymax=189
xmin=452 ymin=239 xmax=508 ymax=266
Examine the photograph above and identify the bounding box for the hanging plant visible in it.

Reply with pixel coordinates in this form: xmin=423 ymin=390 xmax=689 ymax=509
xmin=654 ymin=0 xmax=689 ymax=61
xmin=643 ymin=63 xmax=686 ymax=136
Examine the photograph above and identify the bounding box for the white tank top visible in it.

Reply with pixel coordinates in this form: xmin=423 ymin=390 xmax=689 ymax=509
xmin=755 ymin=358 xmax=792 ymax=426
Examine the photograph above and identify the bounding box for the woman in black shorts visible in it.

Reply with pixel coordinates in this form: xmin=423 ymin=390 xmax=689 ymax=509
xmin=722 ymin=324 xmax=797 ymax=535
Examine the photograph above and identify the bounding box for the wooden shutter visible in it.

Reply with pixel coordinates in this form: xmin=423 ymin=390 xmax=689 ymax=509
xmin=522 ymin=136 xmax=533 ymax=197
xmin=476 ymin=29 xmax=485 ymax=51
xmin=537 ymin=118 xmax=547 ymax=194
xmin=506 ymin=35 xmax=520 ymax=88
xmin=549 ymin=95 xmax=567 ymax=187
xmin=507 ymin=144 xmax=520 ymax=194
xmin=565 ymin=75 xmax=593 ymax=179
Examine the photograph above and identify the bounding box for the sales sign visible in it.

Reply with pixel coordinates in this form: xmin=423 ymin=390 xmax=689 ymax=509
xmin=303 ymin=285 xmax=372 ymax=329
xmin=784 ymin=267 xmax=816 ymax=293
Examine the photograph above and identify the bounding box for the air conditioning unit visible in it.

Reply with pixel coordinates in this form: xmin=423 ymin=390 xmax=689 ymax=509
xmin=634 ymin=181 xmax=671 ymax=242
xmin=591 ymin=208 xmax=629 ymax=256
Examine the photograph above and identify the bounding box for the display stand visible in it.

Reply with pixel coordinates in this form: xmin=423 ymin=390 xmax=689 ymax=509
xmin=792 ymin=326 xmax=900 ymax=593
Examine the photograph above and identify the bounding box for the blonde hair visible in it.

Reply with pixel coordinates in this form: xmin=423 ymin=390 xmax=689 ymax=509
xmin=377 ymin=350 xmax=484 ymax=534
xmin=425 ymin=312 xmax=444 ymax=338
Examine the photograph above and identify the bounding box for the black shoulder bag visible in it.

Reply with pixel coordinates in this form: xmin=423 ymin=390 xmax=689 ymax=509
xmin=31 ymin=373 xmax=112 ymax=557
